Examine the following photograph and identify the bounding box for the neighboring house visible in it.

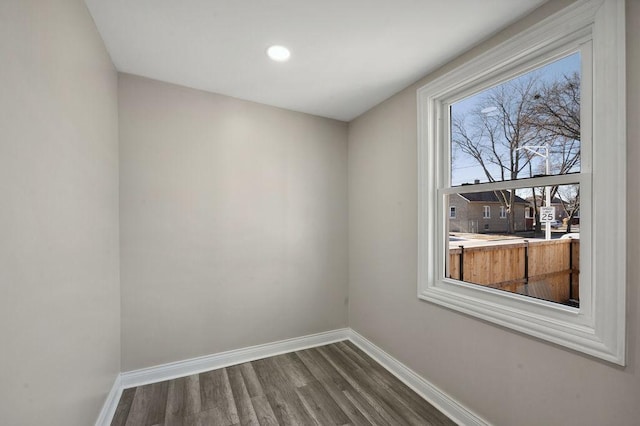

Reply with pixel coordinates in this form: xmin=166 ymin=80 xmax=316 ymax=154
xmin=449 ymin=191 xmax=528 ymax=233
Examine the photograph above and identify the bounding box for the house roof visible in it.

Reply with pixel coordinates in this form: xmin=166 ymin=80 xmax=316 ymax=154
xmin=524 ymin=196 xmax=566 ymax=205
xmin=458 ymin=191 xmax=528 ymax=204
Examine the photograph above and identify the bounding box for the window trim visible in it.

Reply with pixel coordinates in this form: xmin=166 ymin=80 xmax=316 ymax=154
xmin=499 ymin=206 xmax=507 ymax=219
xmin=449 ymin=206 xmax=456 ymax=219
xmin=417 ymin=0 xmax=626 ymax=365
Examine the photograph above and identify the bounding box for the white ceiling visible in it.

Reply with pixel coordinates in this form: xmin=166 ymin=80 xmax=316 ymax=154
xmin=84 ymin=0 xmax=546 ymax=121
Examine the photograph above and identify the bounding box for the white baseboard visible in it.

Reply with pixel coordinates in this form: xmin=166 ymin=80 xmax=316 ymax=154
xmin=347 ymin=329 xmax=490 ymax=426
xmin=120 ymin=328 xmax=350 ymax=389
xmin=95 ymin=374 xmax=122 ymax=426
xmin=100 ymin=327 xmax=487 ymax=426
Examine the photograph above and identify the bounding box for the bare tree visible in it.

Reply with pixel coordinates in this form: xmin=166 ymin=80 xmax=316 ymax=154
xmin=557 ymin=185 xmax=580 ymax=233
xmin=451 ymin=71 xmax=581 ymax=235
xmin=452 ymin=76 xmax=548 ymax=233
xmin=529 ymin=72 xmax=581 ymax=233
xmin=529 ymin=72 xmax=580 ymax=141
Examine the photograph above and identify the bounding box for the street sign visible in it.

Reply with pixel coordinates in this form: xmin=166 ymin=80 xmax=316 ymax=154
xmin=540 ymin=206 xmax=556 ymax=222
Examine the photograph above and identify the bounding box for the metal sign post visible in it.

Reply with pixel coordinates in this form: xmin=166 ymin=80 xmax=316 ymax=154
xmin=517 ymin=144 xmax=553 ymax=240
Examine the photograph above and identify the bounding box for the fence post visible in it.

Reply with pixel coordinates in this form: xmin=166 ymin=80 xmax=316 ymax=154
xmin=458 ymin=245 xmax=465 ymax=281
xmin=568 ymin=238 xmax=574 ymax=301
xmin=523 ymin=240 xmax=529 ymax=295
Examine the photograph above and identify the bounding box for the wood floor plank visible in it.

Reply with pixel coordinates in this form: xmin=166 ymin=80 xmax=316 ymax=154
xmin=341 ymin=386 xmax=392 ymax=426
xmin=316 ymin=347 xmax=408 ymax=425
xmin=314 ymin=345 xmax=363 ymax=387
xmin=199 ymin=369 xmax=217 ymax=411
xmin=367 ymin=368 xmax=455 ymax=425
xmin=275 ymin=352 xmax=316 ymax=387
xmin=316 ymin=344 xmax=364 ymax=384
xmin=184 ymin=406 xmax=232 ymax=426
xmin=165 ymin=377 xmax=186 ymax=426
xmin=123 ymin=387 xmax=148 ymax=426
xmin=296 ymin=347 xmax=343 ymax=382
xmin=341 ymin=340 xmax=368 ymax=358
xmin=339 ymin=342 xmax=454 ymax=425
xmin=341 ymin=341 xmax=398 ymax=379
xmin=335 ymin=341 xmax=375 ymax=370
xmin=350 ymin=367 xmax=428 ymax=426
xmin=183 ymin=374 xmax=201 ymax=416
xmin=250 ymin=395 xmax=279 ymax=426
xmin=340 ymin=342 xmax=412 ymax=388
xmin=111 ymin=387 xmax=136 ymax=426
xmin=319 ymin=377 xmax=376 ymax=426
xmin=199 ymin=369 xmax=239 ymax=424
xmin=323 ymin=343 xmax=364 ymax=373
xmin=124 ymin=384 xmax=160 ymax=426
xmin=237 ymin=362 xmax=264 ymax=398
xmin=147 ymin=381 xmax=169 ymax=426
xmin=334 ymin=347 xmax=443 ymax=425
xmin=252 ymin=357 xmax=293 ymax=395
xmin=296 ymin=380 xmax=351 ymax=426
xmin=227 ymin=364 xmax=260 ymax=426
xmin=339 ymin=341 xmax=425 ymax=422
xmin=265 ymin=388 xmax=317 ymax=426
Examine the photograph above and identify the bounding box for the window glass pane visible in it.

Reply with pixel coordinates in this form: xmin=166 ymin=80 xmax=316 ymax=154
xmin=446 ymin=184 xmax=580 ymax=307
xmin=450 ymin=53 xmax=581 ymax=186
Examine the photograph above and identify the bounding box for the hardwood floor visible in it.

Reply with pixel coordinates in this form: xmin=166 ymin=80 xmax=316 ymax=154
xmin=111 ymin=341 xmax=455 ymax=426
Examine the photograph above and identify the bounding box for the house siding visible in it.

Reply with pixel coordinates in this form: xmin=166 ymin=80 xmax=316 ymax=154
xmin=449 ymin=194 xmax=527 ymax=233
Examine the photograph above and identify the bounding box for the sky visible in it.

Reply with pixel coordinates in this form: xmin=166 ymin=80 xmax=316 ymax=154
xmin=450 ymin=52 xmax=581 ymax=187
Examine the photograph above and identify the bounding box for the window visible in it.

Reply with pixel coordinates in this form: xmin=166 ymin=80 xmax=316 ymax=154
xmin=449 ymin=206 xmax=456 ymax=218
xmin=525 ymin=206 xmax=533 ymax=218
xmin=417 ymin=0 xmax=626 ymax=364
xmin=482 ymin=206 xmax=490 ymax=219
xmin=447 ymin=52 xmax=583 ymax=303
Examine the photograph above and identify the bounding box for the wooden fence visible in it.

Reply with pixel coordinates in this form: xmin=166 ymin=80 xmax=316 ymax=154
xmin=449 ymin=238 xmax=579 ymax=305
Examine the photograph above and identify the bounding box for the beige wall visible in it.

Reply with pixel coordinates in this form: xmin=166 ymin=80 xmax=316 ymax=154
xmin=119 ymin=74 xmax=349 ymax=371
xmin=0 ymin=1 xmax=120 ymax=425
xmin=348 ymin=1 xmax=640 ymax=425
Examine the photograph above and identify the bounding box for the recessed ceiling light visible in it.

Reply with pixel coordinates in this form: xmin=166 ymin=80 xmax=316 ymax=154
xmin=267 ymin=45 xmax=291 ymax=62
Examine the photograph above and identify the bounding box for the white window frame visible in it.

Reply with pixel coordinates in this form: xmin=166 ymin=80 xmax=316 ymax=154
xmin=449 ymin=206 xmax=456 ymax=219
xmin=417 ymin=0 xmax=626 ymax=365
xmin=482 ymin=206 xmax=490 ymax=219
xmin=499 ymin=206 xmax=507 ymax=219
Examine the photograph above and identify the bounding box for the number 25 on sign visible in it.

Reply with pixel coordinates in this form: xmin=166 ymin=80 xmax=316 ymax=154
xmin=540 ymin=206 xmax=556 ymax=222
